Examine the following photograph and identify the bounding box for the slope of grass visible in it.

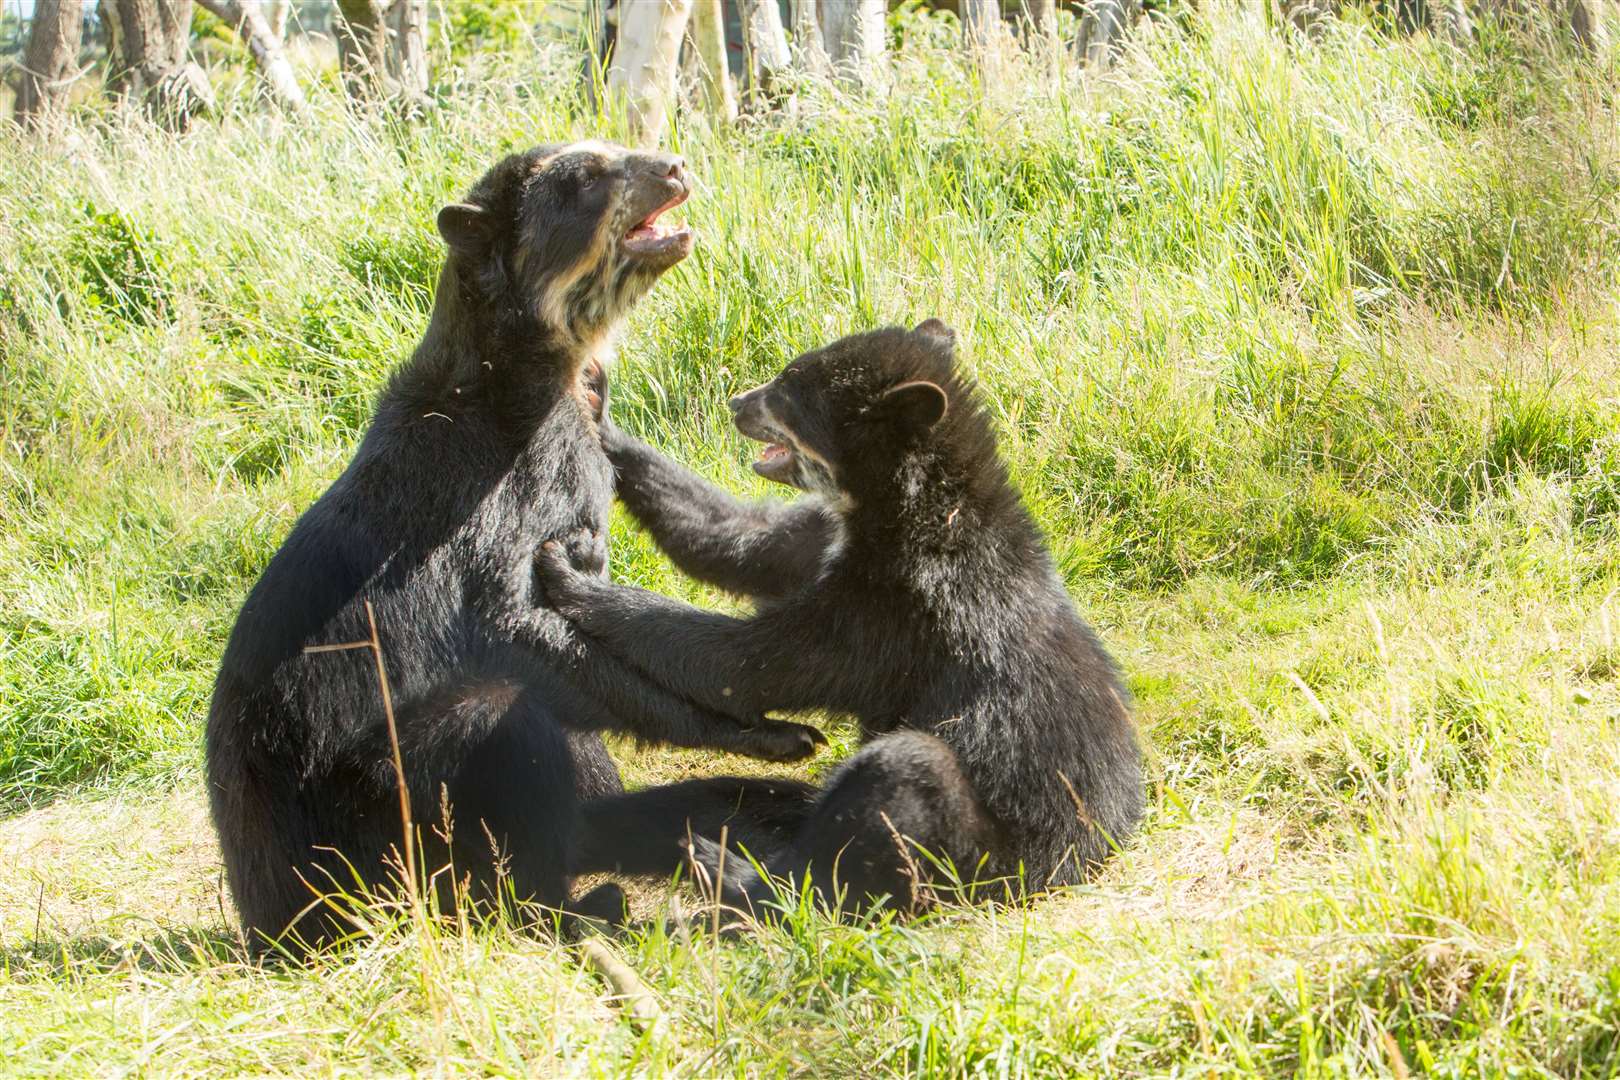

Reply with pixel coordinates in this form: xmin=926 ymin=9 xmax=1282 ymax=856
xmin=2 ymin=3 xmax=1618 ymax=1073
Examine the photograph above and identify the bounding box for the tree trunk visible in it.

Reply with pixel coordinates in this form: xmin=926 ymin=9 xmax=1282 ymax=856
xmin=195 ymin=0 xmax=307 ymax=112
xmin=605 ymin=0 xmax=694 ymax=145
xmin=1021 ymin=0 xmax=1056 ymax=36
xmin=689 ymin=0 xmax=737 ymax=121
xmin=1020 ymin=0 xmax=1059 ymax=68
xmin=961 ymin=0 xmax=1009 ymax=72
xmin=387 ymin=0 xmax=430 ymax=106
xmin=1386 ymin=0 xmax=1474 ymax=42
xmin=961 ymin=0 xmax=1002 ymax=48
xmin=335 ymin=0 xmax=389 ymax=99
xmin=1076 ymin=0 xmax=1142 ymax=68
xmin=740 ymin=0 xmax=792 ymax=104
xmin=105 ymin=0 xmax=215 ymax=125
xmin=265 ymin=0 xmax=290 ymax=39
xmin=1567 ymin=0 xmax=1606 ymax=52
xmin=14 ymin=0 xmax=84 ymax=132
xmin=822 ymin=0 xmax=885 ymax=83
xmin=1278 ymin=0 xmax=1338 ymax=38
xmin=1436 ymin=0 xmax=1473 ymax=42
xmin=792 ymin=0 xmax=832 ymax=74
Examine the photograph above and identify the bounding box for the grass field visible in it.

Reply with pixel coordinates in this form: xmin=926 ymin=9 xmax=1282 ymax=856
xmin=3 ymin=4 xmax=1620 ymax=1074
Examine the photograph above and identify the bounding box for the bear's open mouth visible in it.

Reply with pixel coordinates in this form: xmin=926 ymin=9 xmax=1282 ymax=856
xmin=753 ymin=441 xmax=796 ymax=483
xmin=622 ymin=188 xmax=692 ymax=256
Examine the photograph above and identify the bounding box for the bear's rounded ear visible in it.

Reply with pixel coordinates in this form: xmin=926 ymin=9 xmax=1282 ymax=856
xmin=437 ymin=203 xmax=495 ymax=258
xmin=912 ymin=318 xmax=956 ymax=346
xmin=878 ymin=380 xmax=949 ymax=432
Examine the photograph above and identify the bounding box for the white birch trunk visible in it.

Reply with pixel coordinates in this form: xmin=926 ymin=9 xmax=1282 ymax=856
xmin=740 ymin=0 xmax=792 ymax=103
xmin=791 ymin=0 xmax=831 ymax=74
xmin=822 ymin=0 xmax=885 ymax=83
xmin=265 ymin=0 xmax=290 ymax=38
xmin=961 ymin=0 xmax=1008 ymax=72
xmin=195 ymin=0 xmax=308 ymax=113
xmin=606 ymin=0 xmax=696 ymax=146
xmin=688 ymin=0 xmax=737 ymax=122
xmin=1076 ymin=0 xmax=1141 ymax=69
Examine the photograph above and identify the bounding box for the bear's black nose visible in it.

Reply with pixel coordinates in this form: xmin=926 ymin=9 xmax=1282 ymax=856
xmin=728 ymin=395 xmax=745 ymax=415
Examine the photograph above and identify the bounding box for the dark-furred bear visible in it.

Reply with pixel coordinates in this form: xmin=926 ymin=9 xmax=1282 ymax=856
xmin=206 ymin=142 xmax=822 ymax=956
xmin=545 ymin=321 xmax=1143 ymax=917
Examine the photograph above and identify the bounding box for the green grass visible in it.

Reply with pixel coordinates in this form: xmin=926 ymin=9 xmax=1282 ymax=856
xmin=3 ymin=3 xmax=1620 ymax=1073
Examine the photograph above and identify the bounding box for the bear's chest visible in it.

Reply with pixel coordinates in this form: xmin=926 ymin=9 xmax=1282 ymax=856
xmin=484 ymin=410 xmax=615 ymax=548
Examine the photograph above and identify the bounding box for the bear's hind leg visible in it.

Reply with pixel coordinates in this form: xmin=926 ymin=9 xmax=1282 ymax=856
xmin=573 ymin=776 xmax=819 ymax=879
xmin=698 ymin=732 xmax=996 ymax=920
xmin=433 ymin=687 xmax=579 ymax=924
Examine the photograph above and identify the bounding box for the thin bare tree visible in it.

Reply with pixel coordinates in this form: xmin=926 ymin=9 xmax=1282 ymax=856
xmin=14 ymin=0 xmax=84 ymax=132
xmin=961 ymin=0 xmax=1010 ymax=70
xmin=195 ymin=0 xmax=308 ymax=113
xmin=961 ymin=0 xmax=1003 ymax=47
xmin=1438 ymin=0 xmax=1475 ymax=41
xmin=1563 ymin=0 xmax=1607 ymax=50
xmin=265 ymin=0 xmax=290 ymax=39
xmin=1278 ymin=0 xmax=1337 ymax=37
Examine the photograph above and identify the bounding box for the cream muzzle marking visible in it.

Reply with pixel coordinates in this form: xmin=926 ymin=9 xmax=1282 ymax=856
xmin=744 ymin=399 xmax=840 ymax=496
xmin=533 ymin=145 xmax=693 ymax=344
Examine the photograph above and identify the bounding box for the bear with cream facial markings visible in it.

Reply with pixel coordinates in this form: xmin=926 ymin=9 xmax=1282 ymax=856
xmin=205 ymin=142 xmax=824 ymax=957
xmin=547 ymin=322 xmax=1143 ymax=917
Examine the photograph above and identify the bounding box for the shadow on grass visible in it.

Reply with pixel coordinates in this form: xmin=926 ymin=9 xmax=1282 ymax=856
xmin=1 ymin=924 xmax=247 ymax=981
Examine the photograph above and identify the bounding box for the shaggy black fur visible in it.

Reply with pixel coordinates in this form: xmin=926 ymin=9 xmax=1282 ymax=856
xmin=206 ymin=142 xmax=823 ymax=957
xmin=549 ymin=322 xmax=1144 ymax=917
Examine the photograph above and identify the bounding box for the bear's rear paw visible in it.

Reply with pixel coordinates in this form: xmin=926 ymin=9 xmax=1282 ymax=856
xmin=563 ymin=881 xmax=628 ymax=940
xmin=735 ymin=719 xmax=827 ymax=763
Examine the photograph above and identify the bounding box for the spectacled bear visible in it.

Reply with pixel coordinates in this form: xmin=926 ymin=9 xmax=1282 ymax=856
xmin=544 ymin=322 xmax=1144 ymax=918
xmin=206 ymin=142 xmax=824 ymax=957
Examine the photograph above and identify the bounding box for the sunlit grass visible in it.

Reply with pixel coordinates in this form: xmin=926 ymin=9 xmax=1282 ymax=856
xmin=1 ymin=1 xmax=1618 ymax=1072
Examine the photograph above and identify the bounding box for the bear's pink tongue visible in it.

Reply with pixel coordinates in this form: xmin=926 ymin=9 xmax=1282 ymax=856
xmin=753 ymin=442 xmax=795 ymax=481
xmin=625 ymin=212 xmax=669 ymax=243
xmin=623 ymin=188 xmax=690 ymax=250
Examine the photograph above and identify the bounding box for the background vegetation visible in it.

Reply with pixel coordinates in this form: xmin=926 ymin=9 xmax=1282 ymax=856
xmin=2 ymin=1 xmax=1619 ymax=1073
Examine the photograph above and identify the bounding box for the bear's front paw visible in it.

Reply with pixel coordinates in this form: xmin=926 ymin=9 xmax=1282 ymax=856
xmin=558 ymin=526 xmax=608 ymax=578
xmin=599 ymin=420 xmax=633 ymax=459
xmin=535 ymin=540 xmax=596 ymax=615
xmin=580 ymin=356 xmax=610 ymax=426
